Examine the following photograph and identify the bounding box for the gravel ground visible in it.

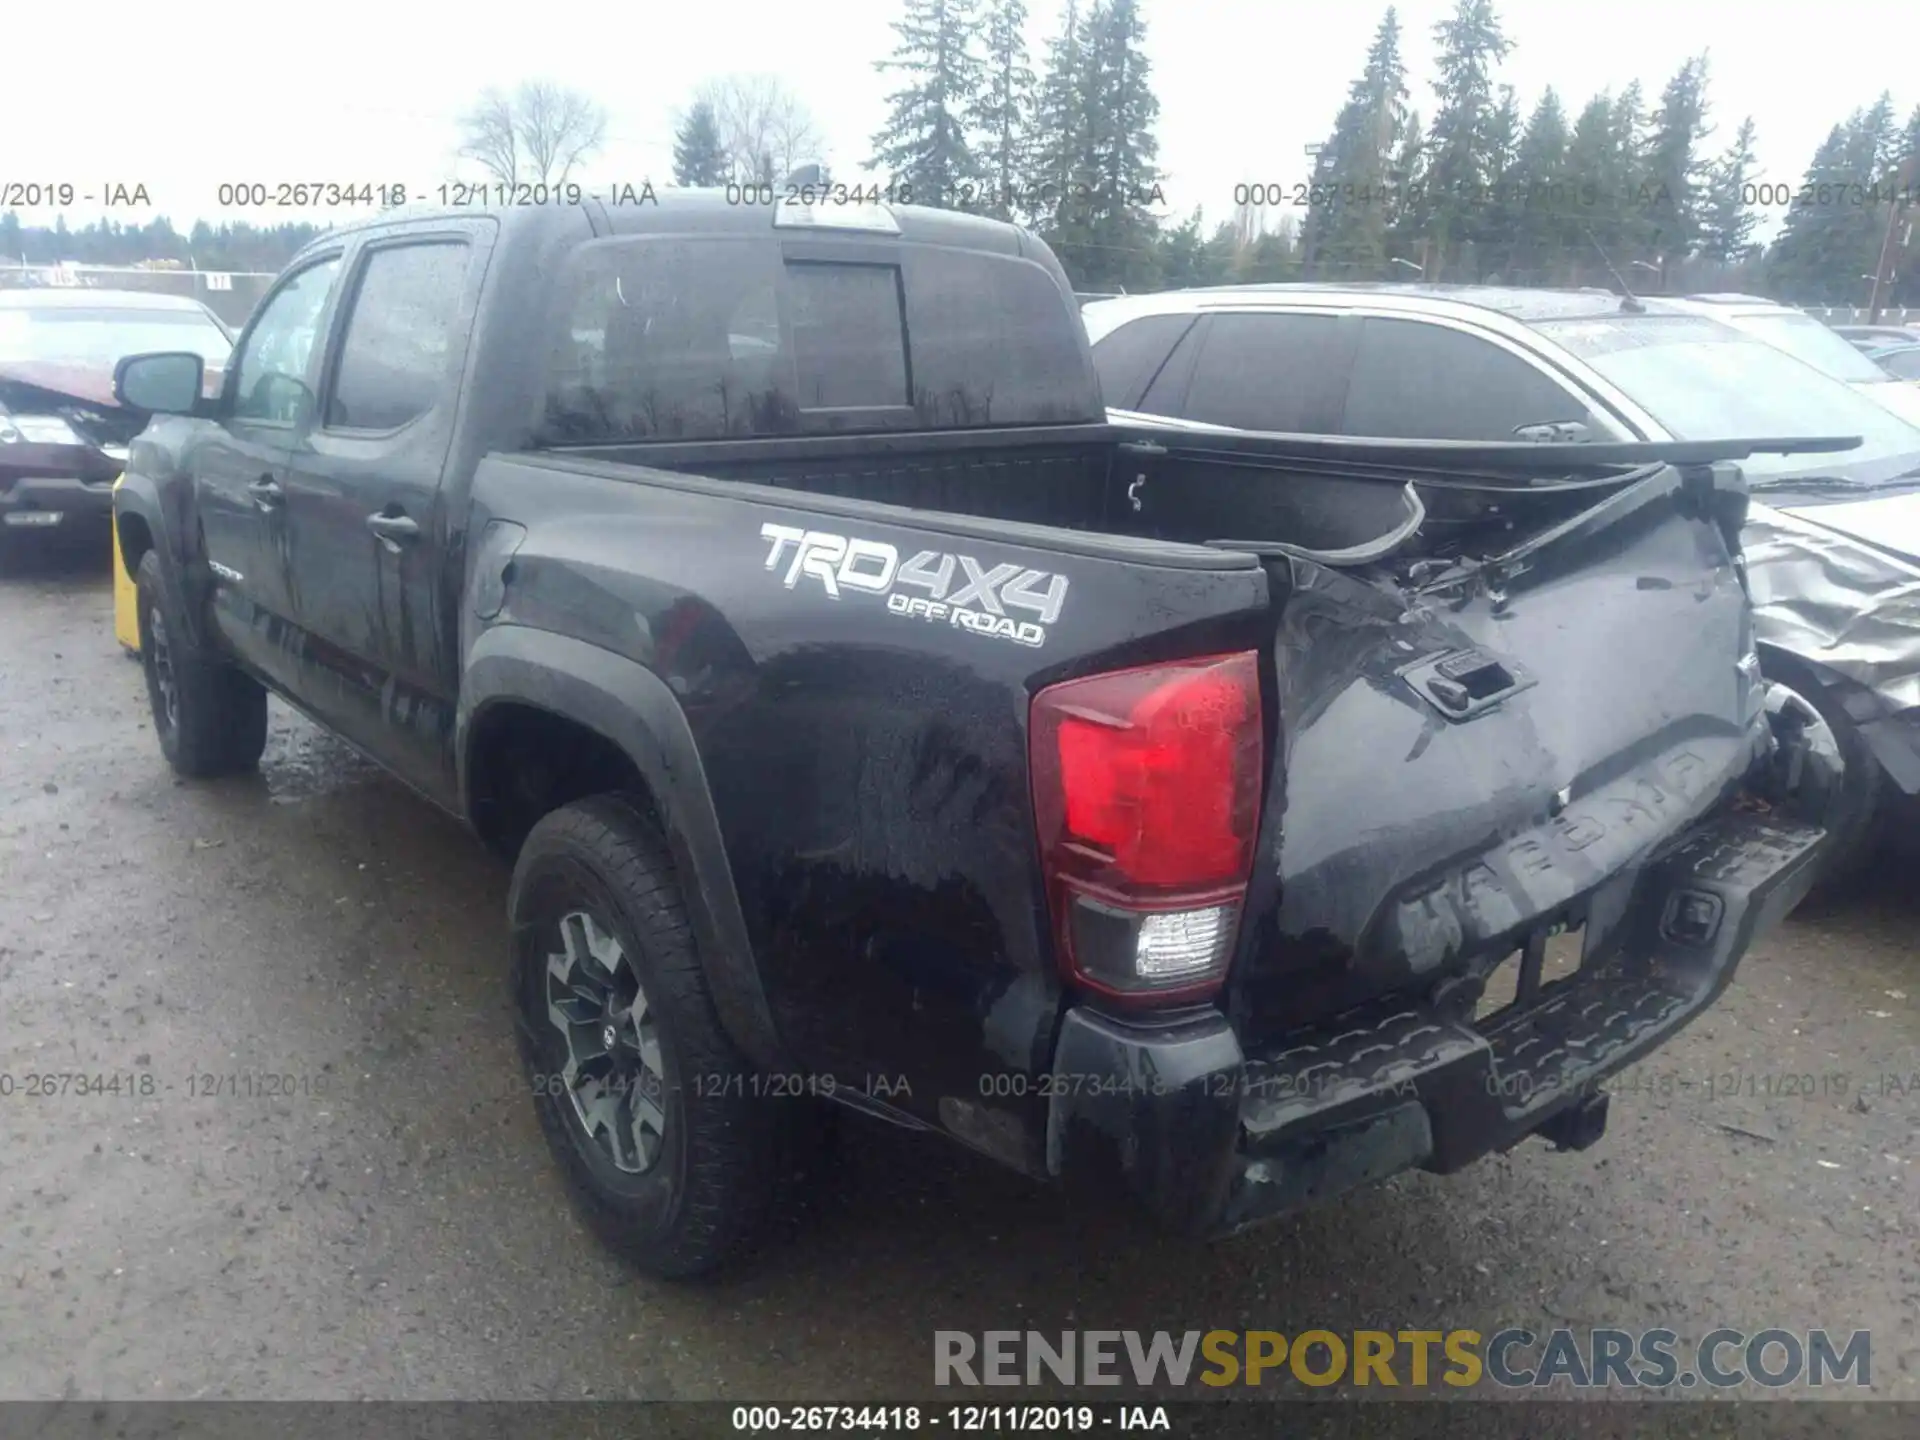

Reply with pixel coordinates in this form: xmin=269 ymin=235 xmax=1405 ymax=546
xmin=1 ymin=536 xmax=1915 ymax=1413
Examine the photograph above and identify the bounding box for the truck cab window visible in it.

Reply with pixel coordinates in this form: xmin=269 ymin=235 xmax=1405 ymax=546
xmin=1343 ymin=317 xmax=1595 ymax=440
xmin=231 ymin=257 xmax=341 ymax=423
xmin=786 ymin=262 xmax=907 ymax=410
xmin=325 ymin=242 xmax=470 ymax=431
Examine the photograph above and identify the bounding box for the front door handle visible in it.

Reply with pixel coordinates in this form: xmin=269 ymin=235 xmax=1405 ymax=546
xmin=248 ymin=475 xmax=283 ymax=508
xmin=366 ymin=510 xmax=421 ymax=549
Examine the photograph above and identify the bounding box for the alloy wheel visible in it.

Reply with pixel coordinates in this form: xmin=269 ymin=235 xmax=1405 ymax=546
xmin=545 ymin=909 xmax=668 ymax=1174
xmin=148 ymin=607 xmax=179 ymax=733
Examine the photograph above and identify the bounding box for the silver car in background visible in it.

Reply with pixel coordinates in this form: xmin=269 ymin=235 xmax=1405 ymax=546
xmin=1083 ymin=285 xmax=1920 ymax=893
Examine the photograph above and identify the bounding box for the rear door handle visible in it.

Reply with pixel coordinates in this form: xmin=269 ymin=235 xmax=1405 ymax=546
xmin=248 ymin=475 xmax=283 ymax=508
xmin=366 ymin=510 xmax=421 ymax=549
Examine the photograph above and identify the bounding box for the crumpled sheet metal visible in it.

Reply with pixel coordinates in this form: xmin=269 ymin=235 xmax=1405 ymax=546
xmin=1744 ymin=504 xmax=1920 ymax=712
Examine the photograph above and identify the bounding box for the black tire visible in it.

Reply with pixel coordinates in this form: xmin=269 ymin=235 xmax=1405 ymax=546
xmin=508 ymin=794 xmax=783 ymax=1279
xmin=1765 ymin=657 xmax=1885 ymax=902
xmin=134 ymin=549 xmax=269 ymax=777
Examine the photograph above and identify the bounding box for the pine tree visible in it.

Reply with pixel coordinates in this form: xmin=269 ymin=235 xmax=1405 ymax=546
xmin=1892 ymin=106 xmax=1920 ymax=305
xmin=1768 ymin=97 xmax=1906 ymax=303
xmin=1697 ymin=116 xmax=1759 ymax=264
xmin=1383 ymin=107 xmax=1427 ymax=266
xmin=1768 ymin=122 xmax=1851 ymax=302
xmin=1233 ymin=224 xmax=1297 ymax=284
xmin=868 ymin=0 xmax=987 ymax=208
xmin=1474 ymin=84 xmax=1523 ymax=278
xmin=1419 ymin=0 xmax=1512 ymax=279
xmin=1835 ymin=95 xmax=1903 ymax=301
xmin=1068 ymin=0 xmax=1164 ymax=289
xmin=969 ymin=0 xmax=1036 ymax=220
xmin=671 ymin=101 xmax=729 ymax=187
xmin=1607 ymin=80 xmax=1653 ymax=263
xmin=1156 ymin=208 xmax=1209 ymax=286
xmin=1640 ymin=56 xmax=1713 ymax=272
xmin=1507 ymin=88 xmax=1569 ymax=281
xmin=1304 ymin=7 xmax=1410 ymax=280
xmin=1298 ymin=135 xmax=1345 ymax=275
xmin=1028 ymin=0 xmax=1091 ymax=233
xmin=1197 ymin=220 xmax=1240 ymax=284
xmin=1562 ymin=92 xmax=1621 ymax=281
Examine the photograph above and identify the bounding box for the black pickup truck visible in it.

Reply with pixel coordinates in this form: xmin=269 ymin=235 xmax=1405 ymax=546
xmin=112 ymin=194 xmax=1837 ymax=1277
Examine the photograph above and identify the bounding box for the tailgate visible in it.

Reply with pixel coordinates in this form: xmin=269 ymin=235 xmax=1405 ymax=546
xmin=1227 ymin=461 xmax=1773 ymax=1044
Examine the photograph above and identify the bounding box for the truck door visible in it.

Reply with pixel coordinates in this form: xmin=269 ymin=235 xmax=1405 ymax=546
xmin=274 ymin=223 xmax=491 ymax=806
xmin=193 ymin=253 xmax=344 ymax=679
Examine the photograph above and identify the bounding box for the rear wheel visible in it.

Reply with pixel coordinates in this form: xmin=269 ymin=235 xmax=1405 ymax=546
xmin=508 ymin=795 xmax=784 ymax=1278
xmin=134 ymin=550 xmax=268 ymax=777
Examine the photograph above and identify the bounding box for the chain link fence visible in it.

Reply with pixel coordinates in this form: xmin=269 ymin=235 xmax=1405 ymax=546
xmin=1800 ymin=306 xmax=1920 ymax=325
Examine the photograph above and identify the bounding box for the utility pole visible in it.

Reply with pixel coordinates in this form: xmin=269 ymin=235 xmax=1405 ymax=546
xmin=1867 ymin=151 xmax=1918 ymax=322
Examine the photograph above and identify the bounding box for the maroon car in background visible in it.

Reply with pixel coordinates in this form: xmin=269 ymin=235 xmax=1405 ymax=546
xmin=0 ymin=288 xmax=232 ymax=546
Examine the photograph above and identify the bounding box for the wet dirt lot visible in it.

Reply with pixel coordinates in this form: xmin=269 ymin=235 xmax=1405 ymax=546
xmin=2 ymin=539 xmax=1916 ymax=1409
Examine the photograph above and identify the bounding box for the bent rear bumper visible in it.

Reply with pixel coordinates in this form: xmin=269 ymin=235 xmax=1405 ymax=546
xmin=1045 ymin=808 xmax=1825 ymax=1238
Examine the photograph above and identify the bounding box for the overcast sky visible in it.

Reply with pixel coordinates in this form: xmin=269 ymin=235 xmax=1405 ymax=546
xmin=10 ymin=0 xmax=1914 ymax=246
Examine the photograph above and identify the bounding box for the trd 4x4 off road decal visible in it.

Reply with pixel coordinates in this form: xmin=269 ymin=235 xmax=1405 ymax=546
xmin=759 ymin=524 xmax=1069 ymax=649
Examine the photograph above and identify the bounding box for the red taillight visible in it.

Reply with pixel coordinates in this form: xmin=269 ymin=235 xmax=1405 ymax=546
xmin=1031 ymin=652 xmax=1265 ymax=1004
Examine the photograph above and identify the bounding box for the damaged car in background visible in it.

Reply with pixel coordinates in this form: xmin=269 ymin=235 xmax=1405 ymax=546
xmin=1086 ymin=285 xmax=1920 ymax=896
xmin=0 ymin=288 xmax=231 ymax=548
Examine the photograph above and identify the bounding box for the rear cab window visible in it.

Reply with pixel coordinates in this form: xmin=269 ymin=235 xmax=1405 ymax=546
xmin=787 ymin=262 xmax=908 ymax=409
xmin=537 ymin=234 xmax=1097 ymax=444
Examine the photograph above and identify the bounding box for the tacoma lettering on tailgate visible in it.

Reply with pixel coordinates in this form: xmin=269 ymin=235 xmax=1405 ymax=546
xmin=759 ymin=523 xmax=1069 ymax=649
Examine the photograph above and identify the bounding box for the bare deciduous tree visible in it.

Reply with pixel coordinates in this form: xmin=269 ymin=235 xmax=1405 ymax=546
xmin=692 ymin=75 xmax=825 ymax=183
xmin=458 ymin=82 xmax=610 ymax=187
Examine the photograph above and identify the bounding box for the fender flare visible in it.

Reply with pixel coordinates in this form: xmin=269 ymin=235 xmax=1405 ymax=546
xmin=112 ymin=470 xmax=221 ymax=653
xmin=457 ymin=625 xmax=786 ymax=1070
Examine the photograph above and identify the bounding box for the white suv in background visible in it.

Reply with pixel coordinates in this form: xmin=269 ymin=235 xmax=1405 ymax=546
xmin=1081 ymin=283 xmax=1920 ymax=896
xmin=1671 ymin=293 xmax=1920 ymax=427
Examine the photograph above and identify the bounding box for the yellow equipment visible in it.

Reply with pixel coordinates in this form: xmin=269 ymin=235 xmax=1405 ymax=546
xmin=111 ymin=479 xmax=139 ymax=654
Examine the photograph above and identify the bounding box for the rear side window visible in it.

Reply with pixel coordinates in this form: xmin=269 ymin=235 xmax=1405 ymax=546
xmin=1090 ymin=313 xmax=1196 ymax=409
xmin=788 ymin=262 xmax=908 ymax=409
xmin=326 ymin=242 xmax=469 ymax=431
xmin=1342 ymin=318 xmax=1592 ymax=440
xmin=1179 ymin=312 xmax=1346 ymax=432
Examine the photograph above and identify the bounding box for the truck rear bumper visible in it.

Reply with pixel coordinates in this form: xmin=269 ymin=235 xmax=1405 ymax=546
xmin=1044 ymin=808 xmax=1825 ymax=1238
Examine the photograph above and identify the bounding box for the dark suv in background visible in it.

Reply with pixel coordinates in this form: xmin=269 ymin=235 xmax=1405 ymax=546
xmin=1084 ymin=285 xmax=1920 ymax=894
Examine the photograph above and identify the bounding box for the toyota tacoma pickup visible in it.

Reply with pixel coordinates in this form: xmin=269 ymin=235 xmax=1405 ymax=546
xmin=112 ymin=195 xmax=1838 ymax=1277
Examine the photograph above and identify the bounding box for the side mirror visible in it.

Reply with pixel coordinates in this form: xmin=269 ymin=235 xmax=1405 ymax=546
xmin=115 ymin=352 xmax=206 ymax=415
xmin=1513 ymin=419 xmax=1594 ymax=444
